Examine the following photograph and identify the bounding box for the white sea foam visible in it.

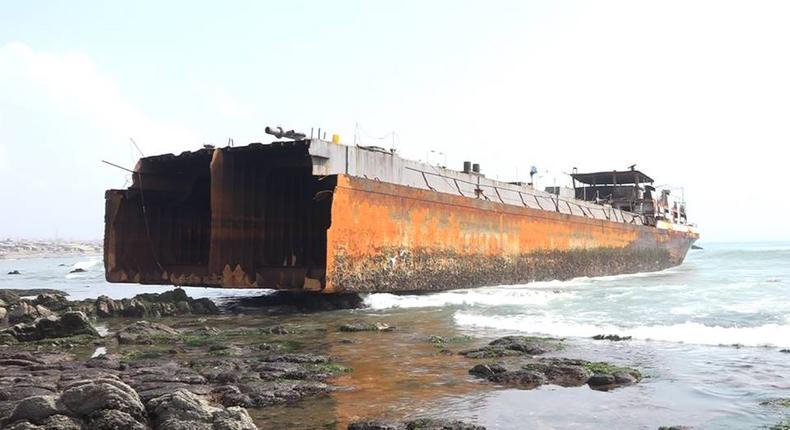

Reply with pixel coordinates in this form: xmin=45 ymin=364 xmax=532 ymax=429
xmin=65 ymin=258 xmax=103 ymax=278
xmin=363 ymin=288 xmax=570 ymax=310
xmin=72 ymin=258 xmax=102 ymax=271
xmin=453 ymin=312 xmax=790 ymax=348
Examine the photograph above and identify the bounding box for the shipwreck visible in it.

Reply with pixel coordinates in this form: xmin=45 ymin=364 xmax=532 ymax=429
xmin=104 ymin=129 xmax=699 ymax=293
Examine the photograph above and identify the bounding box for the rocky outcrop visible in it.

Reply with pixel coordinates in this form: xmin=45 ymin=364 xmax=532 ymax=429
xmin=195 ymin=353 xmax=334 ymax=408
xmin=79 ymin=289 xmax=219 ymax=318
xmin=147 ymin=389 xmax=256 ymax=430
xmin=0 ymin=289 xmax=68 ymax=305
xmin=468 ymin=357 xmax=641 ymax=391
xmin=0 ymin=289 xmax=219 ymax=323
xmin=116 ymin=321 xmax=179 ymax=345
xmin=8 ymin=302 xmax=53 ymax=324
xmin=0 ymin=352 xmax=259 ymax=430
xmin=459 ymin=336 xmax=563 ymax=358
xmin=348 ymin=419 xmax=486 ymax=430
xmin=2 ymin=311 xmax=99 ymax=342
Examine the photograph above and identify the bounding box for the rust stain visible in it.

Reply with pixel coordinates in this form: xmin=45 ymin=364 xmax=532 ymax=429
xmin=324 ymin=175 xmax=696 ymax=293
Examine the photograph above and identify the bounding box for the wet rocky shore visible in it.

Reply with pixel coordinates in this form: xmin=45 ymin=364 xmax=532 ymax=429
xmin=0 ymin=287 xmax=782 ymax=429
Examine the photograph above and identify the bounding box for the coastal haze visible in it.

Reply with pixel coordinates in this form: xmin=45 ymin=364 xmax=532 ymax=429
xmin=1 ymin=1 xmax=790 ymax=242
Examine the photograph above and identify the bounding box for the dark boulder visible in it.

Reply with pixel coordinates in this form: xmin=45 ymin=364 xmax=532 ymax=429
xmin=3 ymin=311 xmax=99 ymax=342
xmin=468 ymin=363 xmax=507 ymax=379
xmin=115 ymin=321 xmax=179 ymax=345
xmin=469 ymin=358 xmax=641 ymax=391
xmin=7 ymin=270 xmax=21 ymax=275
xmin=224 ymin=291 xmax=364 ymax=313
xmin=489 ymin=369 xmax=547 ymax=388
xmin=587 ymin=374 xmax=616 ymax=387
xmin=405 ymin=419 xmax=486 ymax=430
xmin=592 ymin=334 xmax=632 ymax=341
xmin=460 ymin=336 xmax=561 ymax=358
xmin=522 ymin=358 xmax=592 ymax=387
xmin=33 ymin=294 xmax=71 ymax=312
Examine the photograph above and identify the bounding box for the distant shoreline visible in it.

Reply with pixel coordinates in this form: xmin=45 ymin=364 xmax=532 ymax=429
xmin=0 ymin=239 xmax=102 ymax=261
xmin=0 ymin=251 xmax=103 ymax=261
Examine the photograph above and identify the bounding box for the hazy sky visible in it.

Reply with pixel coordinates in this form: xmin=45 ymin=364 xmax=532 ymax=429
xmin=1 ymin=1 xmax=788 ymax=242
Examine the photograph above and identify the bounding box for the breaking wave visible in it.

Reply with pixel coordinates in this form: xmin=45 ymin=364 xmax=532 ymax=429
xmin=453 ymin=312 xmax=790 ymax=348
xmin=65 ymin=258 xmax=103 ymax=278
xmin=363 ymin=287 xmax=572 ymax=310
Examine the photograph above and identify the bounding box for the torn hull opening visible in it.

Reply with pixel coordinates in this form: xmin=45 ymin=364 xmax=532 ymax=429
xmin=105 ymin=143 xmax=334 ymax=289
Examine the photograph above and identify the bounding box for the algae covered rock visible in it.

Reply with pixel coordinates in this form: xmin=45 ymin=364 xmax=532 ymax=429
xmin=460 ymin=335 xmax=562 ymax=358
xmin=340 ymin=321 xmax=393 ymax=332
xmin=469 ymin=357 xmax=641 ymax=391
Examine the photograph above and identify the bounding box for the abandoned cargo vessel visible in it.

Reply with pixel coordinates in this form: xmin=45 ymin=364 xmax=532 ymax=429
xmin=104 ymin=133 xmax=699 ymax=293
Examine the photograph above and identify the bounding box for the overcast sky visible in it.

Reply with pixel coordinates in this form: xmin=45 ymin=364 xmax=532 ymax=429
xmin=1 ymin=1 xmax=788 ymax=242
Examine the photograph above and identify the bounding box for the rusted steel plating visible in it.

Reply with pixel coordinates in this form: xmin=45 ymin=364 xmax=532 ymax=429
xmin=104 ymin=140 xmax=698 ymax=292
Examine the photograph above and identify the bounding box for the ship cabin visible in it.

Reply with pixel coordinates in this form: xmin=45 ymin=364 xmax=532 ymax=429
xmin=571 ymin=168 xmax=660 ymax=226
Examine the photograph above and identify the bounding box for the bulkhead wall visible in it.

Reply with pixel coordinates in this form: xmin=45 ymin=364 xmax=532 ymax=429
xmin=105 ymin=143 xmax=335 ymax=289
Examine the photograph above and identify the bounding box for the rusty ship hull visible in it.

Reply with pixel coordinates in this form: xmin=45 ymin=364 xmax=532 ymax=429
xmin=104 ymin=140 xmax=698 ymax=293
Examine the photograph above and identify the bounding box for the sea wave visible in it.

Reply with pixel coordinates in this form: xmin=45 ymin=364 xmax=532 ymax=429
xmin=65 ymin=258 xmax=103 ymax=279
xmin=453 ymin=312 xmax=790 ymax=348
xmin=72 ymin=258 xmax=103 ymax=271
xmin=363 ymin=288 xmax=571 ymax=310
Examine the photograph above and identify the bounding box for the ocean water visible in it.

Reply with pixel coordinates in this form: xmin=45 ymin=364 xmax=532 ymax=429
xmin=360 ymin=242 xmax=790 ymax=429
xmin=1 ymin=242 xmax=789 ymax=429
xmin=365 ymin=242 xmax=790 ymax=348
